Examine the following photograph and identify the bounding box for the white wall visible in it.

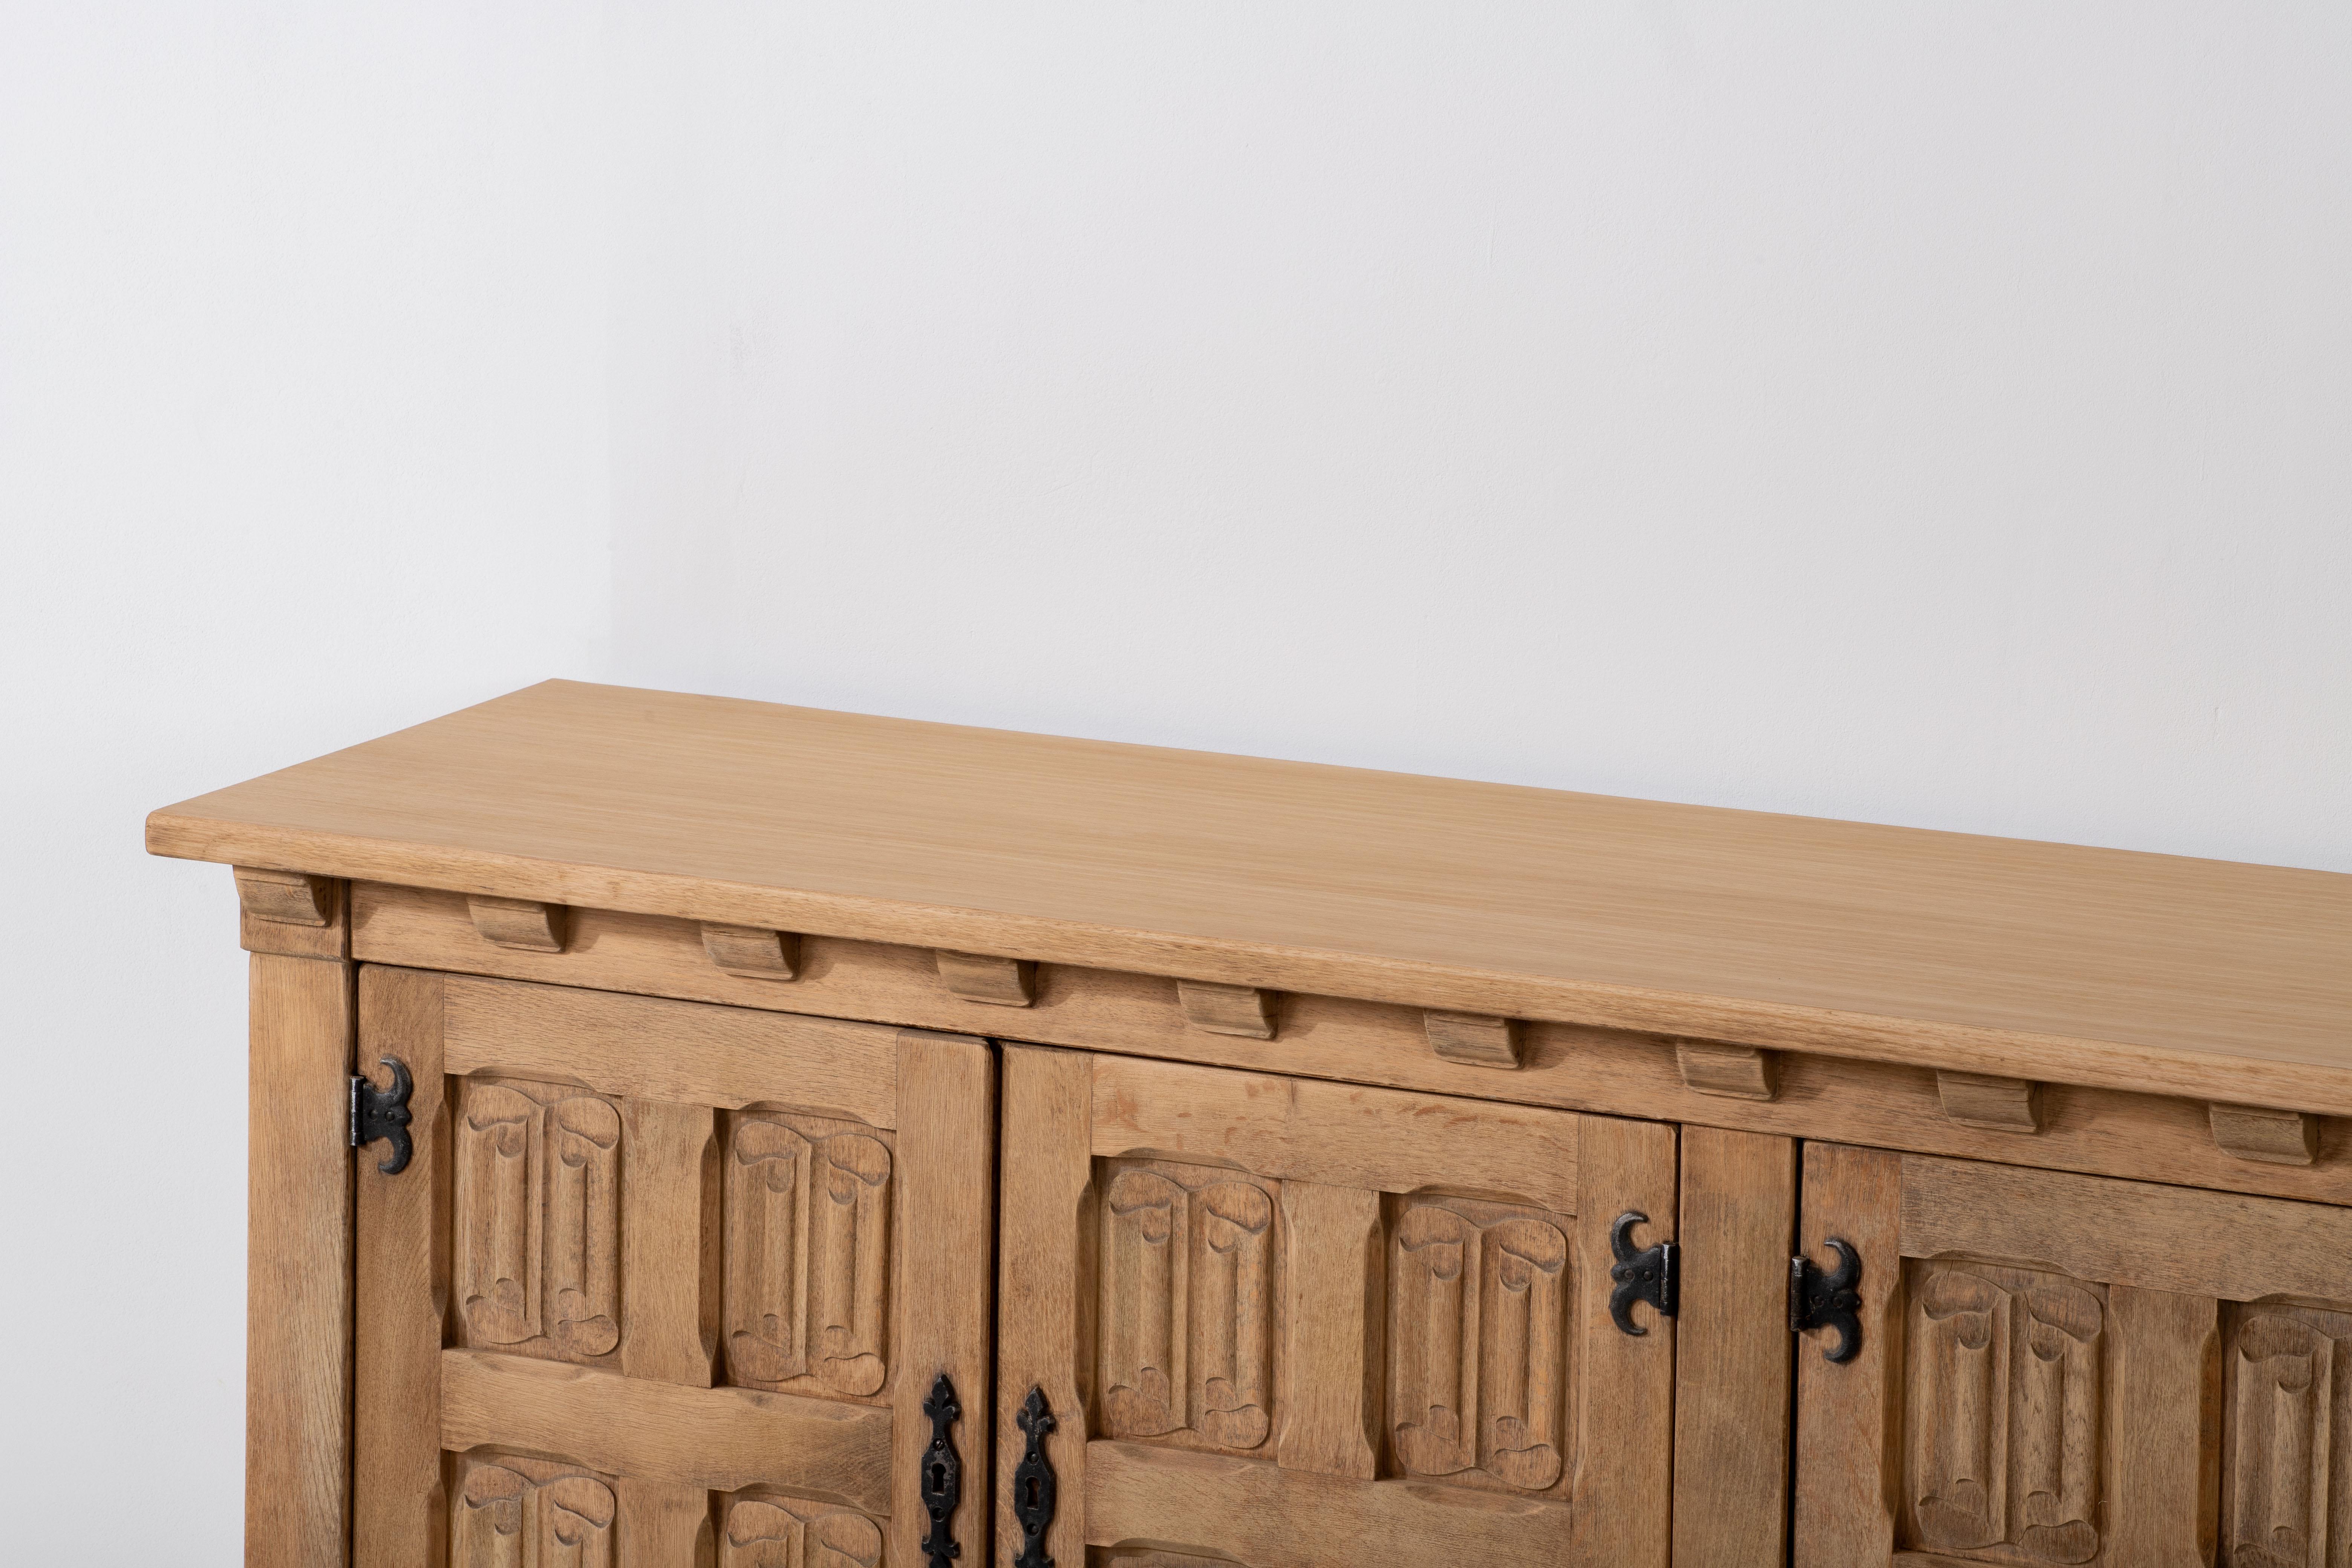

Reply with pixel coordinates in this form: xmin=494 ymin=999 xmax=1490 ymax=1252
xmin=1 ymin=4 xmax=607 ymax=1556
xmin=607 ymin=1 xmax=2352 ymax=873
xmin=4 ymin=1 xmax=2348 ymax=1553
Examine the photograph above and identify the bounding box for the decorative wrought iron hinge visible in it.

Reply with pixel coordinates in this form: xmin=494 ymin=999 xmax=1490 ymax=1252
xmin=1011 ymin=1386 xmax=1058 ymax=1568
xmin=1607 ymin=1211 xmax=1678 ymax=1336
xmin=349 ymin=1057 xmax=414 ymax=1175
xmin=1791 ymin=1239 xmax=1863 ymax=1363
xmin=918 ymin=1372 xmax=962 ymax=1567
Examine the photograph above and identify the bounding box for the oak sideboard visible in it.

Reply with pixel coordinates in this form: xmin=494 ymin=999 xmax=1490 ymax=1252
xmin=148 ymin=679 xmax=2352 ymax=1568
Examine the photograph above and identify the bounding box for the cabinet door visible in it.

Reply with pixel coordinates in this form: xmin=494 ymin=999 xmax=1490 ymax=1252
xmin=353 ymin=968 xmax=995 ymax=1568
xmin=996 ymin=1046 xmax=1680 ymax=1568
xmin=1795 ymin=1143 xmax=2352 ymax=1568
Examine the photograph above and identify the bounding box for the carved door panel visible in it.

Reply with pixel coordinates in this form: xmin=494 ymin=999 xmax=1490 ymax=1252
xmin=1793 ymin=1144 xmax=2352 ymax=1568
xmin=995 ymin=1046 xmax=1680 ymax=1568
xmin=354 ymin=968 xmax=994 ymax=1568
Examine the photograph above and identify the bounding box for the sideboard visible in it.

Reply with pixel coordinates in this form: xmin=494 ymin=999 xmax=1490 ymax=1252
xmin=147 ymin=679 xmax=2352 ymax=1567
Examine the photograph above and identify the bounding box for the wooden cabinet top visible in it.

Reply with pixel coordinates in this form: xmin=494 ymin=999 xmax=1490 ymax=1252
xmin=149 ymin=678 xmax=2350 ymax=1104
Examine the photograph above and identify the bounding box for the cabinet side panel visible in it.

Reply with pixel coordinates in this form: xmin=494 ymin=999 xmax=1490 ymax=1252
xmin=355 ymin=966 xmax=449 ymax=1568
xmin=248 ymin=951 xmax=356 ymax=1568
xmin=892 ymin=1029 xmax=997 ymax=1568
xmin=1793 ymin=1142 xmax=1903 ymax=1568
xmin=995 ymin=1045 xmax=1093 ymax=1568
xmin=1570 ymin=1114 xmax=1678 ymax=1568
xmin=1673 ymin=1125 xmax=1796 ymax=1568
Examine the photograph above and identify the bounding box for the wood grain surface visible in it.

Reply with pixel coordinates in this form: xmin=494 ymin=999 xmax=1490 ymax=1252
xmin=147 ymin=679 xmax=2352 ymax=1107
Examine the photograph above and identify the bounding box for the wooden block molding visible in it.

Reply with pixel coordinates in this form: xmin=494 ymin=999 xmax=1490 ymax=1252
xmin=467 ymin=894 xmax=567 ymax=952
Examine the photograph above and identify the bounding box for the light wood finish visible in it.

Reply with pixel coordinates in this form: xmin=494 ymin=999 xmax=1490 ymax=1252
xmin=2208 ymin=1100 xmax=2320 ymax=1165
xmin=441 ymin=972 xmax=900 ymax=1126
xmin=238 ymin=868 xmax=347 ymax=959
xmin=1003 ymin=1041 xmax=1673 ymax=1567
xmin=1084 ymin=1439 xmax=1577 ymax=1564
xmin=1423 ymin=1009 xmax=1521 ymax=1067
xmin=618 ymin=1097 xmax=719 ymax=1387
xmin=1900 ymin=1153 xmax=2352 ymax=1303
xmin=439 ymin=1348 xmax=894 ymax=1513
xmin=701 ymin=920 xmax=799 ymax=980
xmin=350 ymin=882 xmax=2352 ymax=1208
xmin=1571 ymin=1113 xmax=1678 ymax=1566
xmin=236 ymin=864 xmax=334 ymax=925
xmin=150 ymin=680 xmax=2352 ymax=1111
xmin=1673 ymin=1126 xmax=1796 ymax=1568
xmin=355 ymin=966 xmax=449 ymax=1568
xmin=1935 ymin=1069 xmax=2042 ymax=1133
xmin=889 ymin=1028 xmax=996 ymax=1568
xmin=934 ymin=948 xmax=1035 ymax=1006
xmin=247 ymin=953 xmax=355 ymax=1568
xmin=995 ymin=1046 xmax=1093 ymax=1568
xmin=1801 ymin=1147 xmax=2352 ymax=1566
xmin=615 ymin=1477 xmax=713 ymax=1564
xmin=1676 ymin=1038 xmax=1779 ymax=1101
xmin=1794 ymin=1144 xmax=1904 ymax=1568
xmin=466 ymin=892 xmax=567 ymax=952
xmin=1176 ymin=978 xmax=1279 ymax=1038
xmin=1089 ymin=1052 xmax=1581 ymax=1215
xmin=2106 ymin=1285 xmax=2220 ymax=1566
xmin=1274 ymin=1181 xmax=1383 ymax=1479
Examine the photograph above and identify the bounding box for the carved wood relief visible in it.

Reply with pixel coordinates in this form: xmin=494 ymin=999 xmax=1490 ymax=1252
xmin=721 ymin=1494 xmax=887 ymax=1568
xmin=454 ymin=1076 xmax=623 ymax=1363
xmin=724 ymin=1110 xmax=894 ymax=1398
xmin=450 ymin=1454 xmax=617 ymax=1568
xmin=1902 ymin=1260 xmax=2104 ymax=1564
xmin=1098 ymin=1158 xmax=1279 ymax=1453
xmin=2224 ymin=1302 xmax=2352 ymax=1568
xmin=1388 ymin=1195 xmax=1571 ymax=1493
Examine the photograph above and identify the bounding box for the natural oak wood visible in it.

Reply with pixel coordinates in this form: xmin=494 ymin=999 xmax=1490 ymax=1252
xmin=1423 ymin=1009 xmax=1522 ymax=1067
xmin=1900 ymin=1153 xmax=2352 ymax=1303
xmin=2208 ymin=1100 xmax=2320 ymax=1165
xmin=441 ymin=972 xmax=900 ymax=1127
xmin=1085 ymin=1439 xmax=1577 ymax=1565
xmin=995 ymin=1046 xmax=1093 ymax=1568
xmin=1176 ymin=978 xmax=1279 ymax=1038
xmin=1274 ymin=1182 xmax=1383 ymax=1479
xmin=1088 ymin=1052 xmax=1581 ymax=1215
xmin=1676 ymin=1038 xmax=1779 ymax=1101
xmin=466 ymin=893 xmax=567 ymax=952
xmin=1793 ymin=1143 xmax=1903 ymax=1568
xmin=890 ymin=1028 xmax=996 ymax=1568
xmin=150 ymin=680 xmax=2352 ymax=1113
xmin=934 ymin=948 xmax=1035 ymax=1006
xmin=617 ymin=1097 xmax=719 ymax=1387
xmin=349 ymin=882 xmax=2352 ymax=1207
xmin=236 ymin=865 xmax=335 ymax=925
xmin=439 ymin=1348 xmax=894 ymax=1513
xmin=355 ymin=966 xmax=448 ymax=1568
xmin=2107 ymin=1285 xmax=2220 ymax=1566
xmin=247 ymin=953 xmax=355 ymax=1568
xmin=1673 ymin=1126 xmax=1796 ymax=1568
xmin=701 ymin=920 xmax=799 ymax=980
xmin=238 ymin=868 xmax=347 ymax=959
xmin=1935 ymin=1069 xmax=2042 ymax=1133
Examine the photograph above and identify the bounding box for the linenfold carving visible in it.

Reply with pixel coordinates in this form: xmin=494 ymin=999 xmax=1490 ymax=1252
xmin=725 ymin=1110 xmax=894 ymax=1397
xmin=1903 ymin=1260 xmax=2104 ymax=1564
xmin=453 ymin=1077 xmax=622 ymax=1362
xmin=451 ymin=1455 xmax=616 ymax=1568
xmin=1098 ymin=1159 xmax=1277 ymax=1452
xmin=1389 ymin=1196 xmax=1571 ymax=1492
xmin=722 ymin=1494 xmax=885 ymax=1568
xmin=2225 ymin=1302 xmax=2352 ymax=1568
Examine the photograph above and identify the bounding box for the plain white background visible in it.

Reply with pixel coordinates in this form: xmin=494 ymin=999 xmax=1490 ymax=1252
xmin=5 ymin=2 xmax=2347 ymax=1554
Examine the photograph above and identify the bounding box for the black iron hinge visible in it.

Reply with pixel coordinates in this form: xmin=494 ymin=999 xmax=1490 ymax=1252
xmin=350 ymin=1057 xmax=414 ymax=1175
xmin=1606 ymin=1211 xmax=1678 ymax=1335
xmin=1791 ymin=1239 xmax=1863 ymax=1363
